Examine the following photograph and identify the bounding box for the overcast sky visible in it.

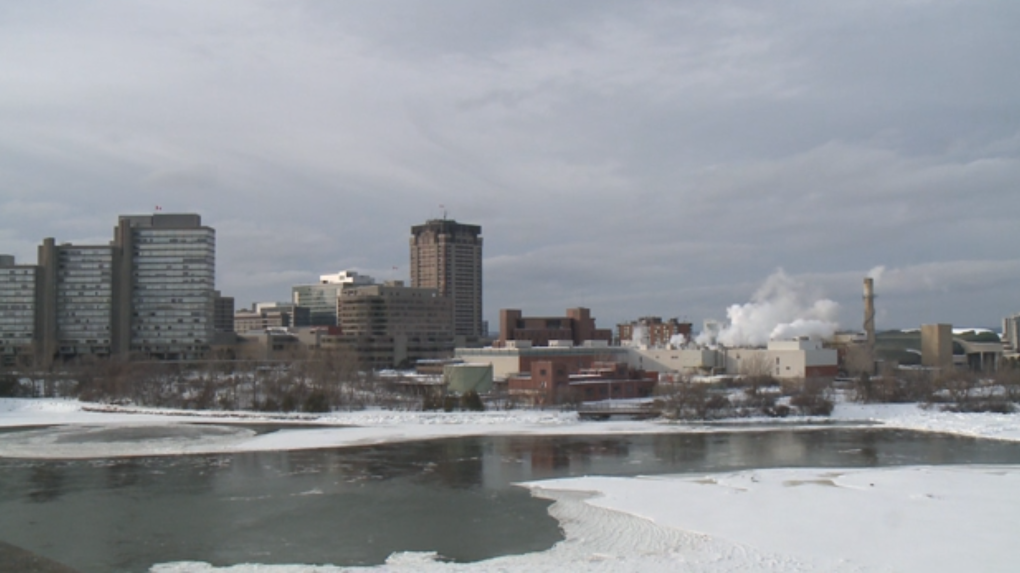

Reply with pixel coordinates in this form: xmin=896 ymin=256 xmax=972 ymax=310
xmin=2 ymin=0 xmax=1018 ymax=333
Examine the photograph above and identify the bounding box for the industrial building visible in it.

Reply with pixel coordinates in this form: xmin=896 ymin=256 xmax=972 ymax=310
xmin=626 ymin=339 xmax=839 ymax=380
xmin=456 ymin=325 xmax=839 ymax=405
xmin=920 ymin=323 xmax=953 ymax=370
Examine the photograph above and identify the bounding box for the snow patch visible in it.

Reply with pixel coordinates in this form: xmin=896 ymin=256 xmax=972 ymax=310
xmin=152 ymin=466 xmax=1020 ymax=572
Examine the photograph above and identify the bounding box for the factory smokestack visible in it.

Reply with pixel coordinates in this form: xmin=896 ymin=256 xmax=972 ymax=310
xmin=863 ymin=277 xmax=876 ymax=349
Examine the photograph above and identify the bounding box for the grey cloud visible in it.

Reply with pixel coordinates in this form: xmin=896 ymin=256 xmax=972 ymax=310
xmin=1 ymin=0 xmax=1017 ymax=331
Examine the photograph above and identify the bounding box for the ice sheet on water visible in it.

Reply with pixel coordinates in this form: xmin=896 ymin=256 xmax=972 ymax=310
xmin=0 ymin=423 xmax=257 ymax=458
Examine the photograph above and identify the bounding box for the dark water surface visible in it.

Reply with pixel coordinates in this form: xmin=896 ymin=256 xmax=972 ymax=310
xmin=2 ymin=427 xmax=1020 ymax=572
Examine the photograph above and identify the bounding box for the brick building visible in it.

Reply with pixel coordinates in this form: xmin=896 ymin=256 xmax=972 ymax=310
xmin=497 ymin=307 xmax=612 ymax=347
xmin=507 ymin=360 xmax=657 ymax=405
xmin=618 ymin=317 xmax=693 ymax=347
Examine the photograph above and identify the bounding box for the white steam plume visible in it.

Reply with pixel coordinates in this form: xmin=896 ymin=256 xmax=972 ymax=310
xmin=715 ymin=270 xmax=840 ymax=347
xmin=695 ymin=320 xmax=721 ymax=346
xmin=668 ymin=333 xmax=687 ymax=347
xmin=628 ymin=324 xmax=650 ymax=347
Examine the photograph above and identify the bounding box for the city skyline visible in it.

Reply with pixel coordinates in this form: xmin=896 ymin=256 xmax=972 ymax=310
xmin=1 ymin=1 xmax=1018 ymax=331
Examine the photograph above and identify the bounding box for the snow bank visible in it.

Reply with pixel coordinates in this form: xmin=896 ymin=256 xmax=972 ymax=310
xmin=152 ymin=465 xmax=1020 ymax=572
xmin=833 ymin=402 xmax=1020 ymax=442
xmin=5 ymin=398 xmax=1020 ymax=459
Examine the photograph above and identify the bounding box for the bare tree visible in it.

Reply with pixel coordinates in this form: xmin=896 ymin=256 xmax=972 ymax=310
xmin=739 ymin=352 xmax=777 ymax=397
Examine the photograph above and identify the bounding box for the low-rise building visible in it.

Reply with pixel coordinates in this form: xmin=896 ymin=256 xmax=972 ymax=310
xmin=456 ymin=343 xmax=628 ymax=380
xmin=336 ymin=281 xmax=454 ymax=369
xmin=507 ymin=360 xmax=656 ymax=405
xmin=292 ymin=270 xmax=374 ymax=327
xmin=234 ymin=309 xmax=292 ymax=333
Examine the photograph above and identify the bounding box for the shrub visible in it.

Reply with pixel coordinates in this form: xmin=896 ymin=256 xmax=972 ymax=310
xmin=771 ymin=404 xmax=791 ymax=418
xmin=442 ymin=395 xmax=458 ymax=412
xmin=790 ymin=392 xmax=834 ymax=416
xmin=281 ymin=392 xmax=298 ymax=412
xmin=422 ymin=391 xmax=444 ymax=411
xmin=303 ymin=390 xmax=331 ymax=413
xmin=460 ymin=391 xmax=485 ymax=412
xmin=0 ymin=374 xmax=26 ymax=397
xmin=942 ymin=400 xmax=1016 ymax=414
xmin=705 ymin=394 xmax=731 ymax=412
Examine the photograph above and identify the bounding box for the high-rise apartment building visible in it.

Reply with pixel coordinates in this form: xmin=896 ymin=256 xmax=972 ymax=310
xmin=37 ymin=240 xmax=115 ymax=359
xmin=0 ymin=255 xmax=40 ymax=365
xmin=112 ymin=214 xmax=216 ymax=360
xmin=0 ymin=213 xmax=219 ymax=364
xmin=409 ymin=219 xmax=482 ymax=338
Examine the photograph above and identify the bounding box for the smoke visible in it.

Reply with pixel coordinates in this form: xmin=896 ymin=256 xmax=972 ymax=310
xmin=668 ymin=333 xmax=687 ymax=347
xmin=695 ymin=320 xmax=721 ymax=346
xmin=867 ymin=265 xmax=885 ymax=286
xmin=714 ymin=270 xmax=840 ymax=347
xmin=628 ymin=324 xmax=650 ymax=347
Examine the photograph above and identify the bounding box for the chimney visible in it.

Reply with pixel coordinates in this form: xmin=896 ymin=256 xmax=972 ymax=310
xmin=863 ymin=277 xmax=876 ymax=349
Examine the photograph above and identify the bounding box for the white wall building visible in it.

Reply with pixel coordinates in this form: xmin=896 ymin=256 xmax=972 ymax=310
xmin=624 ymin=339 xmax=838 ymax=380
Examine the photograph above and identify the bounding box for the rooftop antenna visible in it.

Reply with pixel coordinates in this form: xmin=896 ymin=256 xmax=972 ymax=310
xmin=439 ymin=204 xmax=447 ymax=220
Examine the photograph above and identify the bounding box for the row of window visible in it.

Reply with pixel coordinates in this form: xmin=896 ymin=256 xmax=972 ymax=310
xmin=134 ymin=270 xmax=213 ymax=276
xmin=134 ymin=237 xmax=212 ymax=244
xmin=58 ymin=249 xmax=110 ymax=256
xmin=131 ymin=338 xmax=209 ymax=344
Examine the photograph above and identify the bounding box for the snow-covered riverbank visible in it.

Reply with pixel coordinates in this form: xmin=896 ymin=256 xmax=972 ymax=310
xmin=4 ymin=397 xmax=1020 ymax=459
xmin=4 ymin=397 xmax=1020 ymax=572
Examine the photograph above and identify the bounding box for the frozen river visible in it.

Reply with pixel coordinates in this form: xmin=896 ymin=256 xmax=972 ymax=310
xmin=3 ymin=426 xmax=1020 ymax=572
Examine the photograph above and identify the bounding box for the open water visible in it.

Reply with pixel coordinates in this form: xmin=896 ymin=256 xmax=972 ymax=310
xmin=2 ymin=427 xmax=1020 ymax=572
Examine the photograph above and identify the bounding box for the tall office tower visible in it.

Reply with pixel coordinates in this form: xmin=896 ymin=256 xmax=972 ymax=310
xmin=112 ymin=214 xmax=216 ymax=360
xmin=409 ymin=219 xmax=482 ymax=338
xmin=0 ymin=255 xmax=40 ymax=365
xmin=37 ymin=240 xmax=115 ymax=360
